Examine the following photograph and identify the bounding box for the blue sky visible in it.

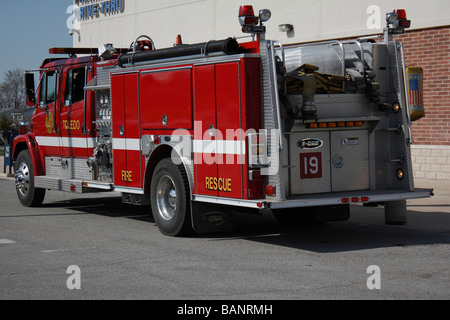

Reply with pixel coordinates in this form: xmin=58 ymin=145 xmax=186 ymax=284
xmin=0 ymin=1 xmax=73 ymax=82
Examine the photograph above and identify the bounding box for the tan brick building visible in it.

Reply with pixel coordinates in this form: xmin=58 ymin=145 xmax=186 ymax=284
xmin=399 ymin=27 xmax=450 ymax=180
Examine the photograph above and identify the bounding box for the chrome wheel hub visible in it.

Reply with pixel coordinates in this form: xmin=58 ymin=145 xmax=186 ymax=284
xmin=15 ymin=162 xmax=30 ymax=196
xmin=156 ymin=175 xmax=177 ymax=221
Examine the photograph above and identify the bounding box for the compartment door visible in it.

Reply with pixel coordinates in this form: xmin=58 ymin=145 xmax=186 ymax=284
xmin=111 ymin=72 xmax=142 ymax=189
xmin=289 ymin=132 xmax=331 ymax=195
xmin=215 ymin=62 xmax=243 ymax=199
xmin=193 ymin=64 xmax=218 ymax=197
xmin=139 ymin=68 xmax=192 ymax=130
xmin=193 ymin=62 xmax=244 ymax=199
xmin=330 ymin=130 xmax=369 ymax=192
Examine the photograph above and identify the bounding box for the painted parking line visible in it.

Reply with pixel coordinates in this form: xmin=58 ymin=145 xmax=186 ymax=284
xmin=41 ymin=247 xmax=96 ymax=253
xmin=0 ymin=239 xmax=15 ymax=245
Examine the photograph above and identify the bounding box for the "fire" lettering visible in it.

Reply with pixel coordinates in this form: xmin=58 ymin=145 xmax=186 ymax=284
xmin=121 ymin=170 xmax=132 ymax=183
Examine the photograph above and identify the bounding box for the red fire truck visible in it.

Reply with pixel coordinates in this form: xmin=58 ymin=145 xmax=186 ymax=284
xmin=15 ymin=6 xmax=432 ymax=236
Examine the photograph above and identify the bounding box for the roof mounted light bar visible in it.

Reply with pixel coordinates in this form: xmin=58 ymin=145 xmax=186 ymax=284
xmin=238 ymin=5 xmax=271 ymax=35
xmin=386 ymin=9 xmax=411 ymax=35
xmin=49 ymin=47 xmax=129 ymax=56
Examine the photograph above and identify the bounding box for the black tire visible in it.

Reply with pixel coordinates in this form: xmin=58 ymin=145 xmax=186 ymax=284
xmin=14 ymin=150 xmax=45 ymax=207
xmin=150 ymin=158 xmax=192 ymax=237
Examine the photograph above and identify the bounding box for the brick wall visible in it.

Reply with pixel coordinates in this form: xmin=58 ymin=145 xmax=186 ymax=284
xmin=412 ymin=145 xmax=450 ymax=181
xmin=399 ymin=26 xmax=450 ymax=146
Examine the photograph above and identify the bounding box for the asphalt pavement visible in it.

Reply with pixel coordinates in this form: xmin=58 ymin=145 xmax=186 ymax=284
xmin=0 ymin=157 xmax=449 ymax=301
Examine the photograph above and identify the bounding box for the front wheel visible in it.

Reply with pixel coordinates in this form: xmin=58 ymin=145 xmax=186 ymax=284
xmin=15 ymin=150 xmax=45 ymax=207
xmin=150 ymin=158 xmax=192 ymax=237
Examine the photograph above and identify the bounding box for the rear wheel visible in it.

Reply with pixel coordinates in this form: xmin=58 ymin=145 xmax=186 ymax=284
xmin=15 ymin=150 xmax=45 ymax=207
xmin=150 ymin=158 xmax=192 ymax=237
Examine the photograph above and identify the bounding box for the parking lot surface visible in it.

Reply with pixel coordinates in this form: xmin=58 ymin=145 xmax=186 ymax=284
xmin=0 ymin=174 xmax=449 ymax=300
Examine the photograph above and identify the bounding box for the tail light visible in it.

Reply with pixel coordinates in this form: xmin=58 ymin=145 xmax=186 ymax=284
xmin=343 ymin=197 xmax=370 ymax=203
xmin=265 ymin=185 xmax=275 ymax=197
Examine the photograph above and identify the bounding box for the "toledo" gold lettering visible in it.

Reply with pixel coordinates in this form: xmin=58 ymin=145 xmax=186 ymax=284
xmin=62 ymin=120 xmax=81 ymax=131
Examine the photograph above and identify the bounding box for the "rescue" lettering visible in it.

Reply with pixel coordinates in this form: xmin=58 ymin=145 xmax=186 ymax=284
xmin=205 ymin=177 xmax=232 ymax=192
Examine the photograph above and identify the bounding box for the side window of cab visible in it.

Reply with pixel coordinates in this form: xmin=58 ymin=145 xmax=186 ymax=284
xmin=64 ymin=67 xmax=86 ymax=106
xmin=39 ymin=71 xmax=57 ymax=107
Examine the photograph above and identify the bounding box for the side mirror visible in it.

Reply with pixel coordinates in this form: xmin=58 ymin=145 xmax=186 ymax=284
xmin=25 ymin=73 xmax=36 ymax=106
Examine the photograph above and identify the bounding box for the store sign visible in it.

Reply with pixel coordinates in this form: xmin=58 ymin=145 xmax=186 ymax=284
xmin=74 ymin=0 xmax=125 ymax=21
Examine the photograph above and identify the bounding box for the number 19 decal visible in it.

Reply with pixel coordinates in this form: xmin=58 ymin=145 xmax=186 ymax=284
xmin=300 ymin=152 xmax=322 ymax=179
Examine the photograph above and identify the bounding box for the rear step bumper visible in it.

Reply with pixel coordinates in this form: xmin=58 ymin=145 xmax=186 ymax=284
xmin=193 ymin=188 xmax=433 ymax=210
xmin=269 ymin=188 xmax=434 ymax=209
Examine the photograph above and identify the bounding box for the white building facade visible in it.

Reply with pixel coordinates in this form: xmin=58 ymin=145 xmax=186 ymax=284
xmin=71 ymin=0 xmax=450 ymax=181
xmin=72 ymin=0 xmax=450 ymax=48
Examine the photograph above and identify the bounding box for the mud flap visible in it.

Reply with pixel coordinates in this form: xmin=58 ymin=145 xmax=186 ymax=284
xmin=314 ymin=204 xmax=350 ymax=224
xmin=191 ymin=202 xmax=234 ymax=234
xmin=385 ymin=200 xmax=407 ymax=225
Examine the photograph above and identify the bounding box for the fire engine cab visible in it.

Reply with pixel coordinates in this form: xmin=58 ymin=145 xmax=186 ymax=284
xmin=15 ymin=6 xmax=432 ymax=236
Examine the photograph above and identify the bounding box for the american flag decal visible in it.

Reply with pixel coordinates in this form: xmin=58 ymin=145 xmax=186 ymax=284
xmin=406 ymin=67 xmax=425 ymax=121
xmin=409 ymin=74 xmax=423 ymax=107
xmin=407 ymin=67 xmax=424 ymax=108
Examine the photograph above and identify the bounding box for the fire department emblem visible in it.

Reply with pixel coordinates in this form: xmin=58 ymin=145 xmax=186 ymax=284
xmin=332 ymin=154 xmax=344 ymax=168
xmin=45 ymin=112 xmax=54 ymax=134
